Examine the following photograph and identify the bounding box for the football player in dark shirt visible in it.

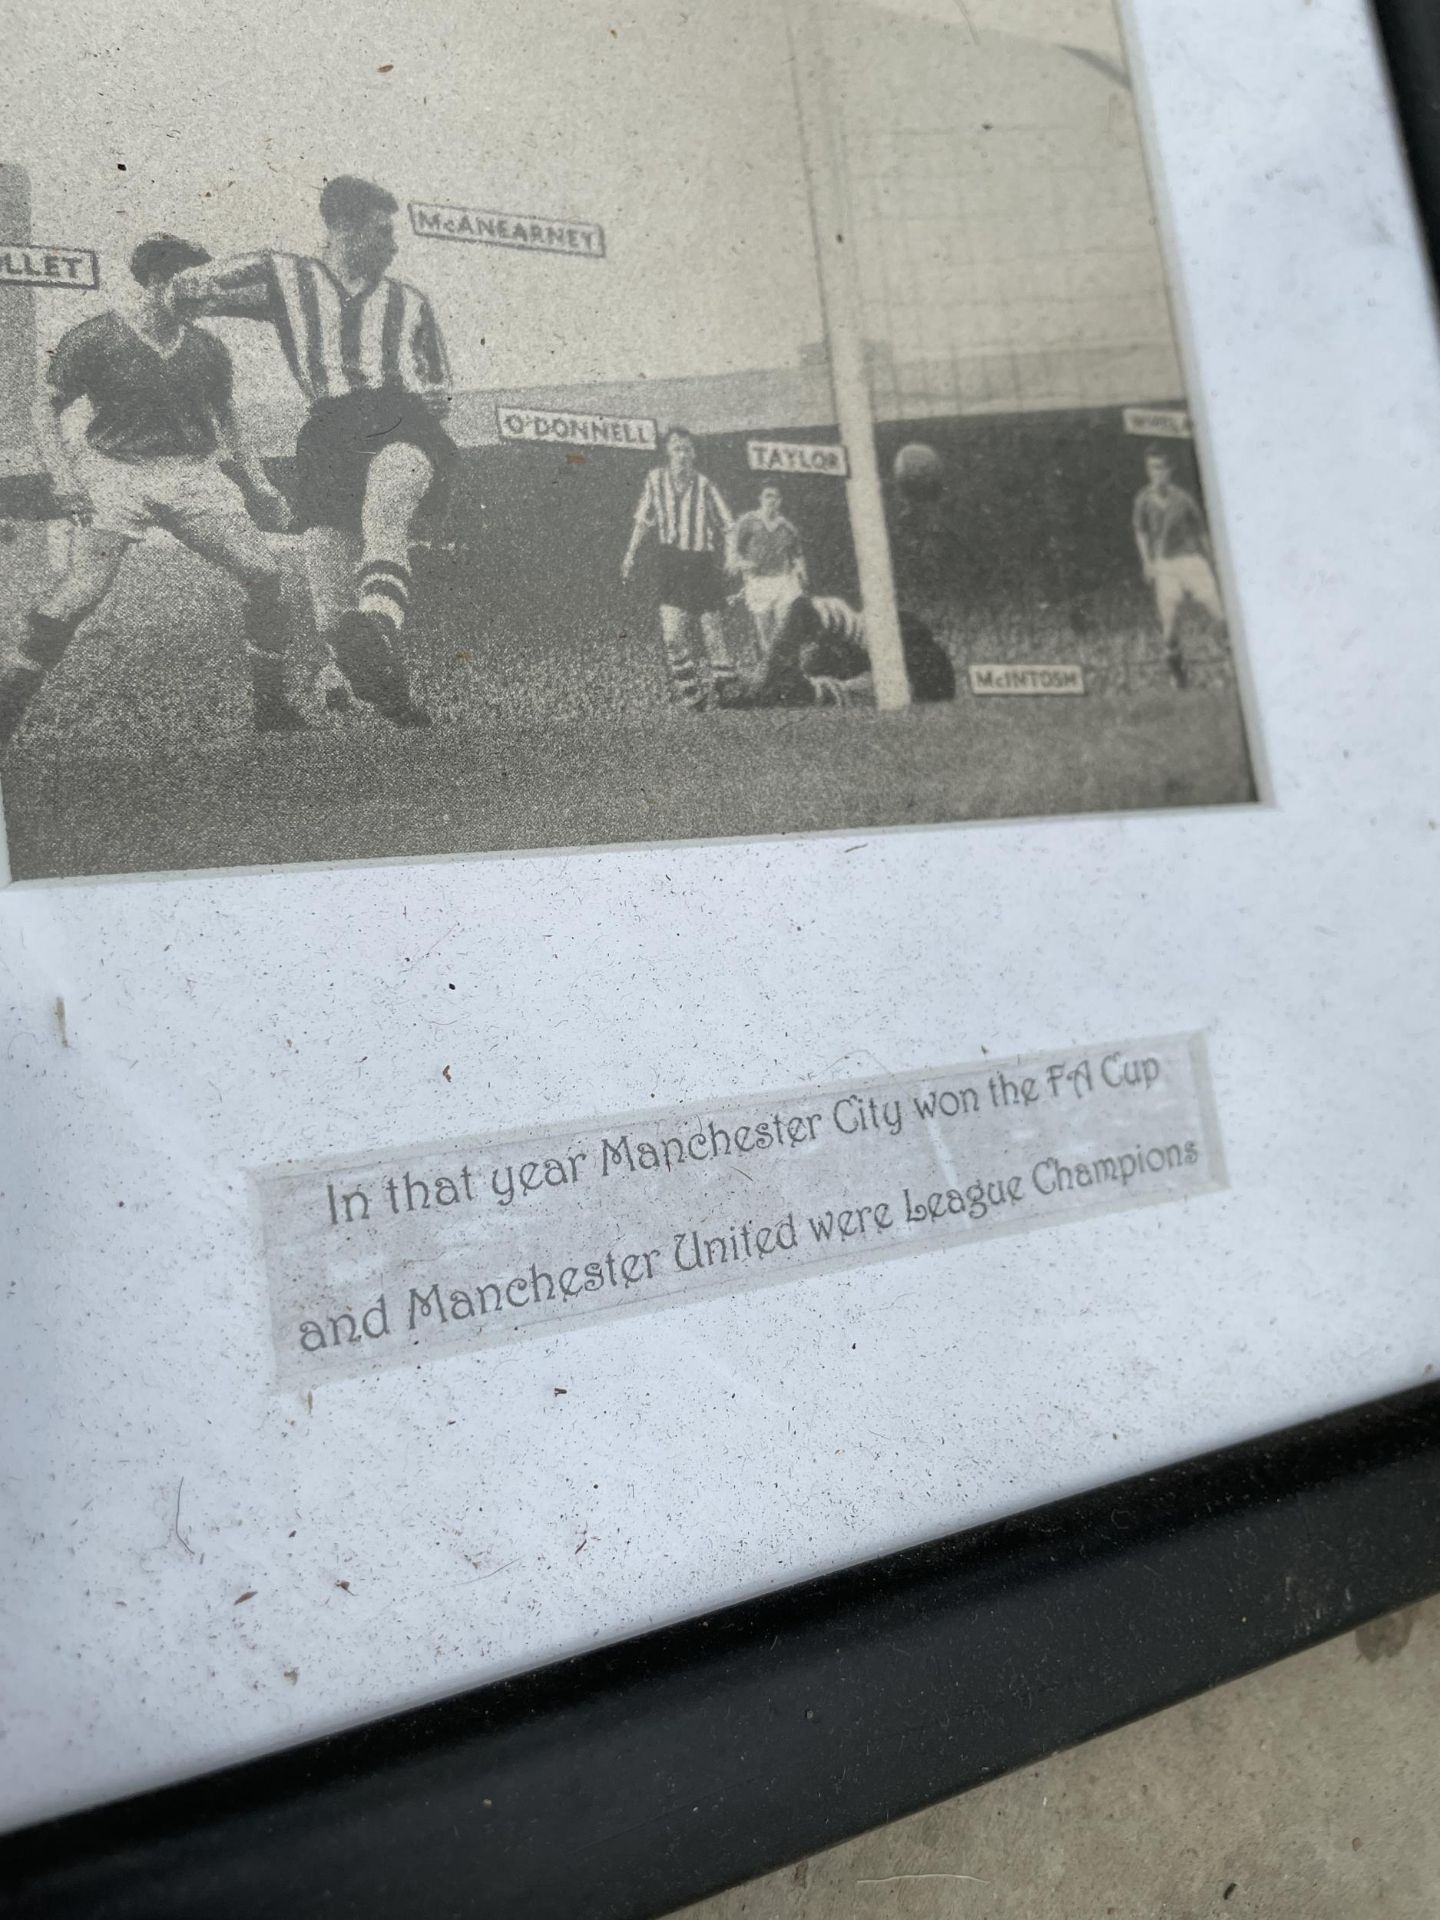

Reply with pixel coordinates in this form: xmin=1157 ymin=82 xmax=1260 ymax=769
xmin=0 ymin=233 xmax=305 ymax=752
xmin=1132 ymin=445 xmax=1227 ymax=688
xmin=731 ymin=484 xmax=807 ymax=662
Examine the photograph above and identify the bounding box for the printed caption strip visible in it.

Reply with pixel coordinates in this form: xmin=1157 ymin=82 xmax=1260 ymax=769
xmin=256 ymin=1033 xmax=1225 ymax=1388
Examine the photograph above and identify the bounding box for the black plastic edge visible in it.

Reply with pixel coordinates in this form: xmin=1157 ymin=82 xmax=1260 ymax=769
xmin=2 ymin=1381 xmax=1438 ymax=1920
xmin=1373 ymin=0 xmax=1440 ymax=286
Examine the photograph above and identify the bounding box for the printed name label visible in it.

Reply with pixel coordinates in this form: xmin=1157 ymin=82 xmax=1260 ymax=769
xmin=747 ymin=440 xmax=850 ymax=478
xmin=255 ymin=1033 xmax=1224 ymax=1388
xmin=496 ymin=407 xmax=657 ymax=450
xmin=410 ymin=202 xmax=605 ymax=257
xmin=0 ymin=245 xmax=99 ymax=290
xmin=969 ymin=663 xmax=1085 ymax=696
xmin=1123 ymin=406 xmax=1192 ymax=439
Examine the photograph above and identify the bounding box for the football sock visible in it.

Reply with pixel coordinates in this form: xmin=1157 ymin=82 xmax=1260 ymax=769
xmin=357 ymin=559 xmax=411 ymax=638
xmin=665 ymin=651 xmax=705 ymax=711
xmin=241 ymin=577 xmax=287 ymax=655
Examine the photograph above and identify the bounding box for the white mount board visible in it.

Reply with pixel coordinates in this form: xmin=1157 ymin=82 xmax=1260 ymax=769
xmin=1 ymin=0 xmax=1438 ymax=1830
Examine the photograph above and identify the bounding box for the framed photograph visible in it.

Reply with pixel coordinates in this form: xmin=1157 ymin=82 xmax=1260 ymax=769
xmin=2 ymin=0 xmax=1437 ymax=1915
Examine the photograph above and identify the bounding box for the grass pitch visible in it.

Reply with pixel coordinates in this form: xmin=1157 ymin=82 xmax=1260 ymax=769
xmin=0 ymin=526 xmax=1255 ymax=881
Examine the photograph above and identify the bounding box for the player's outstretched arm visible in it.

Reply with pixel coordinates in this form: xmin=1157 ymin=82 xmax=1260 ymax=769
xmin=166 ymin=252 xmax=277 ymax=322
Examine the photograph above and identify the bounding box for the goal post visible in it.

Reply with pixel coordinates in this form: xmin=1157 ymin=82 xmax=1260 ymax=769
xmin=784 ymin=1 xmax=911 ymax=711
xmin=0 ymin=165 xmax=38 ymax=478
xmin=0 ymin=165 xmax=70 ymax=583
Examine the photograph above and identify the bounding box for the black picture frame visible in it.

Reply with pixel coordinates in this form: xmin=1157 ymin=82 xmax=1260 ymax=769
xmin=1374 ymin=0 xmax=1440 ymax=286
xmin=2 ymin=1381 xmax=1437 ymax=1920
xmin=4 ymin=8 xmax=1439 ymax=1915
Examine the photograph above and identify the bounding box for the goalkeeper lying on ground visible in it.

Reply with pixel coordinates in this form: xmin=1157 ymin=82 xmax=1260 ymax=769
xmin=714 ymin=593 xmax=955 ymax=709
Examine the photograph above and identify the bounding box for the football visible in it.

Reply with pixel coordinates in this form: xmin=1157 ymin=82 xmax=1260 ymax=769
xmin=893 ymin=441 xmax=944 ymax=502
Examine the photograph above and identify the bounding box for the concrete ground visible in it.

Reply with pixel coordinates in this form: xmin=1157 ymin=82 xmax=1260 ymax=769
xmin=672 ymin=1594 xmax=1440 ymax=1920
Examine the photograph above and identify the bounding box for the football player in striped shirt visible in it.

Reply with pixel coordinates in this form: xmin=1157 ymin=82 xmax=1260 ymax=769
xmin=167 ymin=176 xmax=454 ymax=727
xmin=621 ymin=427 xmax=737 ymax=710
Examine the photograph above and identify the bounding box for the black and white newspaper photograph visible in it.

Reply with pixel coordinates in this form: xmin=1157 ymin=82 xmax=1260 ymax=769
xmin=0 ymin=0 xmax=1257 ymax=880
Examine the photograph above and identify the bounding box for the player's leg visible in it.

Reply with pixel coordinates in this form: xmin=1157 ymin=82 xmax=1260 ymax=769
xmin=291 ymin=403 xmax=363 ymax=640
xmin=761 ymin=573 xmax=806 ymax=669
xmin=699 ymin=608 xmax=735 ymax=676
xmin=1152 ymin=561 xmax=1188 ymax=688
xmin=301 ymin=526 xmax=361 ymax=634
xmin=299 ymin=527 xmax=361 ymax=712
xmin=163 ymin=500 xmax=309 ymax=733
xmin=659 ymin=605 xmax=705 ymax=711
xmin=33 ymin=526 xmax=127 ymax=625
xmin=286 ymin=401 xmax=427 ymax=726
xmin=356 ymin=440 xmax=433 ymax=644
xmin=322 ymin=442 xmax=433 ymax=727
xmin=653 ymin=550 xmax=705 ymax=710
xmin=304 ymin=523 xmax=406 ymax=719
xmin=716 ymin=597 xmax=820 ymax=708
xmin=0 ymin=528 xmax=128 ymax=749
xmin=1182 ymin=555 xmax=1227 ymax=632
xmin=741 ymin=578 xmax=761 ymax=652
xmin=743 ymin=577 xmax=778 ymax=667
xmin=700 ymin=609 xmax=737 ymax=700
